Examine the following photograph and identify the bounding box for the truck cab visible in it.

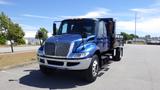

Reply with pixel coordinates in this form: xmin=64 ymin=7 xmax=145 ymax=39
xmin=37 ymin=18 xmax=123 ymax=82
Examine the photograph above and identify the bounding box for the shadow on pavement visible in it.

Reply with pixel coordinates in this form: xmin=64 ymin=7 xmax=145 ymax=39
xmin=19 ymin=63 xmax=110 ymax=90
xmin=19 ymin=70 xmax=90 ymax=89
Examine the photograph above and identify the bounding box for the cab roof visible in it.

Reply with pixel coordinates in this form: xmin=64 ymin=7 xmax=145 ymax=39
xmin=62 ymin=18 xmax=114 ymax=22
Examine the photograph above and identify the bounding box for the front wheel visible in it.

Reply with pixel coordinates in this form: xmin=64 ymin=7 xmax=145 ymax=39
xmin=84 ymin=55 xmax=99 ymax=83
xmin=39 ymin=65 xmax=52 ymax=75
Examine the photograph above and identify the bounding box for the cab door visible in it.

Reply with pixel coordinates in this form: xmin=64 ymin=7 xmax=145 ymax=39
xmin=97 ymin=21 xmax=109 ymax=52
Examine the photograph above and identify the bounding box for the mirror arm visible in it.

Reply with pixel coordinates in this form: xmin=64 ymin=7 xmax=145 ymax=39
xmin=53 ymin=23 xmax=57 ymax=35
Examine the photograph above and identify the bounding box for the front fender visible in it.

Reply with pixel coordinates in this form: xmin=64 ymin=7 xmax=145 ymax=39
xmin=76 ymin=43 xmax=100 ymax=57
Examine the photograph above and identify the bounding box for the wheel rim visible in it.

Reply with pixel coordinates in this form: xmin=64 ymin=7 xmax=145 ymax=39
xmin=92 ymin=60 xmax=98 ymax=77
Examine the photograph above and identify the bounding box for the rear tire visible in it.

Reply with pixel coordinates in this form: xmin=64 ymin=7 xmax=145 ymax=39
xmin=84 ymin=55 xmax=99 ymax=83
xmin=113 ymin=47 xmax=122 ymax=61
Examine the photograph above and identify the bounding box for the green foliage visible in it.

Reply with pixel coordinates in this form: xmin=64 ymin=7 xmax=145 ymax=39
xmin=35 ymin=27 xmax=48 ymax=46
xmin=7 ymin=23 xmax=25 ymax=42
xmin=121 ymin=32 xmax=129 ymax=41
xmin=35 ymin=27 xmax=48 ymax=40
xmin=0 ymin=35 xmax=6 ymax=45
xmin=121 ymin=32 xmax=139 ymax=41
xmin=0 ymin=12 xmax=25 ymax=45
xmin=0 ymin=12 xmax=9 ymax=31
xmin=16 ymin=38 xmax=26 ymax=45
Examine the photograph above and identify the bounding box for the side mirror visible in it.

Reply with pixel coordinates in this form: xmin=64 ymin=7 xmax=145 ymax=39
xmin=80 ymin=27 xmax=87 ymax=38
xmin=53 ymin=23 xmax=57 ymax=35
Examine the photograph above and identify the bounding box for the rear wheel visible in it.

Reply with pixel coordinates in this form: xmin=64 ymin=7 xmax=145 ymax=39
xmin=113 ymin=47 xmax=123 ymax=61
xmin=84 ymin=55 xmax=99 ymax=83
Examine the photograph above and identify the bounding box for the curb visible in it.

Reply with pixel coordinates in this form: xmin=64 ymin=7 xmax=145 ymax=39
xmin=0 ymin=50 xmax=36 ymax=56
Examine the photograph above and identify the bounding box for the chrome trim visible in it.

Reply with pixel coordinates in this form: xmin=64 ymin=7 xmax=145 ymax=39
xmin=44 ymin=42 xmax=71 ymax=57
xmin=44 ymin=54 xmax=67 ymax=58
xmin=55 ymin=43 xmax=57 ymax=55
xmin=73 ymin=35 xmax=95 ymax=42
xmin=67 ymin=42 xmax=74 ymax=57
xmin=38 ymin=56 xmax=92 ymax=70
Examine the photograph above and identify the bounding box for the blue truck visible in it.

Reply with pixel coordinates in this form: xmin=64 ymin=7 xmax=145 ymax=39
xmin=37 ymin=18 xmax=123 ymax=82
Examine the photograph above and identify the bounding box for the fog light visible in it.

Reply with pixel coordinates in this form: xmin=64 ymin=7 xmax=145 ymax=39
xmin=40 ymin=59 xmax=45 ymax=63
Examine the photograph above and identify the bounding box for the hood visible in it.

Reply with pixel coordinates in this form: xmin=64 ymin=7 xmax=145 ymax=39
xmin=45 ymin=34 xmax=96 ymax=54
xmin=46 ymin=34 xmax=82 ymax=43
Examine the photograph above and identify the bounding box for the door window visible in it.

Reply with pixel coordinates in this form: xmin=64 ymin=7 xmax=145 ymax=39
xmin=61 ymin=23 xmax=68 ymax=34
xmin=98 ymin=21 xmax=107 ymax=37
xmin=103 ymin=22 xmax=107 ymax=37
xmin=98 ymin=21 xmax=104 ymax=38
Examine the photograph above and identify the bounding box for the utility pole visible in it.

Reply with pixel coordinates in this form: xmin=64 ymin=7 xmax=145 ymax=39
xmin=134 ymin=12 xmax=137 ymax=43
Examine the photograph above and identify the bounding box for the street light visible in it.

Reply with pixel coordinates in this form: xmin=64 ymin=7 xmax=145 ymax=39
xmin=134 ymin=12 xmax=137 ymax=43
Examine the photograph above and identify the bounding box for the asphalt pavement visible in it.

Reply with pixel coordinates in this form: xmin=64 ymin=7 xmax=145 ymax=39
xmin=0 ymin=44 xmax=160 ymax=90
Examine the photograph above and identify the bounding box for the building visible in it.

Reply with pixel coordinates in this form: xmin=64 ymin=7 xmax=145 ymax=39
xmin=24 ymin=38 xmax=40 ymax=45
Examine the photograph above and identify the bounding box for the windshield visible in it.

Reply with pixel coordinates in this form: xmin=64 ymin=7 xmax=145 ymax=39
xmin=57 ymin=19 xmax=95 ymax=35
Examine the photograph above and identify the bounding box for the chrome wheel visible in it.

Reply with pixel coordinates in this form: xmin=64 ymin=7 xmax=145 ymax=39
xmin=92 ymin=60 xmax=98 ymax=77
xmin=84 ymin=55 xmax=99 ymax=82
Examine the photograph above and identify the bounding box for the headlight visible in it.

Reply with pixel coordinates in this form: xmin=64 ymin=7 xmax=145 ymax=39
xmin=72 ymin=52 xmax=89 ymax=58
xmin=38 ymin=50 xmax=43 ymax=55
xmin=37 ymin=46 xmax=44 ymax=55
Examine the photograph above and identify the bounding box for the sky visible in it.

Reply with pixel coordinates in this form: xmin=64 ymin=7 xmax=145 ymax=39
xmin=0 ymin=0 xmax=160 ymax=37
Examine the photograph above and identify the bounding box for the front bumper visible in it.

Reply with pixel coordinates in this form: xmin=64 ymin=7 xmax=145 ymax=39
xmin=37 ymin=56 xmax=92 ymax=70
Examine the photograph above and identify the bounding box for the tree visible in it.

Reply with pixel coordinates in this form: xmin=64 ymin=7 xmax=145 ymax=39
xmin=16 ymin=38 xmax=26 ymax=45
xmin=0 ymin=12 xmax=25 ymax=52
xmin=7 ymin=23 xmax=25 ymax=44
xmin=35 ymin=27 xmax=48 ymax=46
xmin=0 ymin=34 xmax=6 ymax=45
xmin=129 ymin=34 xmax=138 ymax=39
xmin=121 ymin=32 xmax=139 ymax=43
xmin=121 ymin=32 xmax=130 ymax=42
xmin=129 ymin=34 xmax=135 ymax=40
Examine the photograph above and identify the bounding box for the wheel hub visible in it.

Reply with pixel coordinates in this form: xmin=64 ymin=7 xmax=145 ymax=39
xmin=92 ymin=60 xmax=98 ymax=77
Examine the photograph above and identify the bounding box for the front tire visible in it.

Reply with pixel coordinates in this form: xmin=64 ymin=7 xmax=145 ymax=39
xmin=84 ymin=55 xmax=99 ymax=83
xmin=39 ymin=65 xmax=52 ymax=75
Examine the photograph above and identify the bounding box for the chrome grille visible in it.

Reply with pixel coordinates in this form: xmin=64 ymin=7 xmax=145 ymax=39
xmin=44 ymin=42 xmax=71 ymax=56
xmin=44 ymin=42 xmax=55 ymax=55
